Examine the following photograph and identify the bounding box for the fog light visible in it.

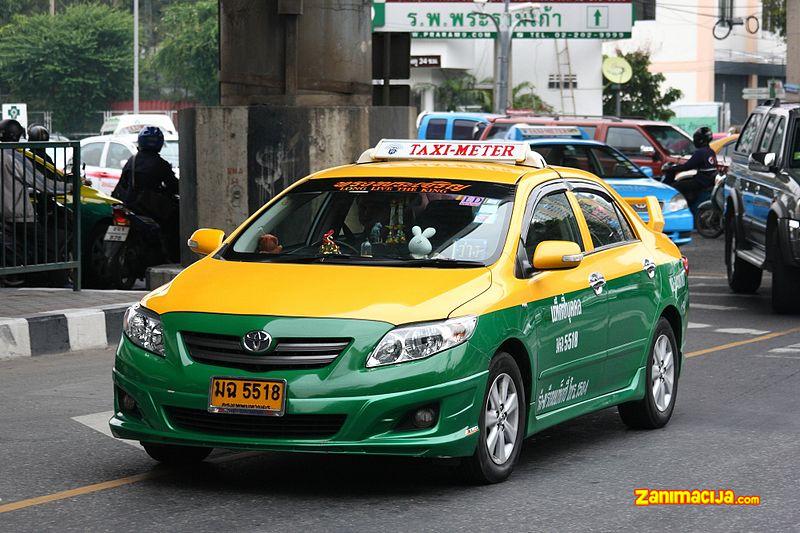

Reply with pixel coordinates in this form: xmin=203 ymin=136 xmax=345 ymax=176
xmin=413 ymin=407 xmax=437 ymax=429
xmin=117 ymin=386 xmax=140 ymax=418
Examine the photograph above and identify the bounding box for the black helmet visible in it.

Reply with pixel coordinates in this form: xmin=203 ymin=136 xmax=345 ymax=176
xmin=137 ymin=126 xmax=164 ymax=153
xmin=0 ymin=119 xmax=25 ymax=142
xmin=27 ymin=124 xmax=50 ymax=142
xmin=693 ymin=126 xmax=713 ymax=148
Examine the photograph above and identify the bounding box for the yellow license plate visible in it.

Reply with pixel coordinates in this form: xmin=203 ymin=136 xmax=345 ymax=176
xmin=208 ymin=377 xmax=286 ymax=416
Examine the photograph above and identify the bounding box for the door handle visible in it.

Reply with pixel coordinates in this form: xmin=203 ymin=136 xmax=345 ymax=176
xmin=589 ymin=272 xmax=606 ymax=295
xmin=643 ymin=258 xmax=656 ymax=279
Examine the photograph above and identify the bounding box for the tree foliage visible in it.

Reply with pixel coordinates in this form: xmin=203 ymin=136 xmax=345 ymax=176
xmin=762 ymin=0 xmax=785 ymax=38
xmin=150 ymin=0 xmax=219 ymax=105
xmin=602 ymin=50 xmax=682 ymax=121
xmin=0 ymin=3 xmax=132 ymax=132
xmin=433 ymin=74 xmax=551 ymax=113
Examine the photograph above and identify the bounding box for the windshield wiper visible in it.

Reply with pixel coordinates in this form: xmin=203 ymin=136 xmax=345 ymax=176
xmin=256 ymin=254 xmax=357 ymax=263
xmin=391 ymin=258 xmax=485 ymax=268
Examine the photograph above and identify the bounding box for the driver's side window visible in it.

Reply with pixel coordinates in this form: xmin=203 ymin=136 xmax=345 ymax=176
xmin=524 ymin=191 xmax=584 ymax=260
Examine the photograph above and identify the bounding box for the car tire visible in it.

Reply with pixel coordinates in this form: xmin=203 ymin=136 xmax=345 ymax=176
xmin=142 ymin=442 xmax=212 ymax=464
xmin=725 ymin=212 xmax=762 ymax=293
xmin=696 ymin=202 xmax=723 ymax=239
xmin=464 ymin=352 xmax=526 ymax=484
xmin=770 ymin=230 xmax=800 ymax=314
xmin=618 ymin=318 xmax=679 ymax=430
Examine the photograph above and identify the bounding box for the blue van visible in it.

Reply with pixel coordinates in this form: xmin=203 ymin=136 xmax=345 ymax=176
xmin=417 ymin=112 xmax=497 ymax=140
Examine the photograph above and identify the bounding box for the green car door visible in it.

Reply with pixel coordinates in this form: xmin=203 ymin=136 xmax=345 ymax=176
xmin=572 ymin=187 xmax=660 ymax=393
xmin=518 ymin=185 xmax=608 ymax=417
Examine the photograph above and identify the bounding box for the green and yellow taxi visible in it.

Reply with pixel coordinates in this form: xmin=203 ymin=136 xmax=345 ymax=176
xmin=110 ymin=140 xmax=689 ymax=483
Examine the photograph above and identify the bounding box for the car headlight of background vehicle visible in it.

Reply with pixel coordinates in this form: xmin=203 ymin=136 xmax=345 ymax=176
xmin=123 ymin=305 xmax=164 ymax=356
xmin=664 ymin=193 xmax=688 ymax=213
xmin=366 ymin=316 xmax=477 ymax=368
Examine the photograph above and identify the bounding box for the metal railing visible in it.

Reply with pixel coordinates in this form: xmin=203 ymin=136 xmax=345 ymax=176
xmin=0 ymin=141 xmax=82 ymax=289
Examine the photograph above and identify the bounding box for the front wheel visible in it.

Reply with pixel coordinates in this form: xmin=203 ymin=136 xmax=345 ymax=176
xmin=464 ymin=352 xmax=526 ymax=484
xmin=618 ymin=318 xmax=679 ymax=429
xmin=725 ymin=212 xmax=762 ymax=293
xmin=142 ymin=442 xmax=212 ymax=464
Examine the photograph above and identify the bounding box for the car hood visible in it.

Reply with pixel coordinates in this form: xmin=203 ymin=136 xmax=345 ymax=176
xmin=142 ymin=258 xmax=493 ymax=326
xmin=604 ymin=177 xmax=679 ymax=202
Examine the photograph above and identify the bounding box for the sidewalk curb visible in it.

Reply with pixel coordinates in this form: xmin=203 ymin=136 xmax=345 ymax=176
xmin=0 ymin=304 xmax=134 ymax=359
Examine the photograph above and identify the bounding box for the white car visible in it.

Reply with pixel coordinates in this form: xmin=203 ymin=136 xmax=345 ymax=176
xmin=100 ymin=114 xmax=177 ymax=136
xmin=80 ymin=134 xmax=179 ymax=195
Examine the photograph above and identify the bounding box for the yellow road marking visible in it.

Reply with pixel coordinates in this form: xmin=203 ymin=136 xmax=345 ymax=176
xmin=686 ymin=327 xmax=800 ymax=358
xmin=0 ymin=451 xmax=259 ymax=515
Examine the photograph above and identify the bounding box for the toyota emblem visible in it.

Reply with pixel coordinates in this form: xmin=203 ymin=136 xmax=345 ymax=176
xmin=242 ymin=330 xmax=272 ymax=353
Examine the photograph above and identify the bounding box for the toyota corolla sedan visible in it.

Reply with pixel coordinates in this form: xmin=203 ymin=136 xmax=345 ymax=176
xmin=110 ymin=140 xmax=688 ymax=483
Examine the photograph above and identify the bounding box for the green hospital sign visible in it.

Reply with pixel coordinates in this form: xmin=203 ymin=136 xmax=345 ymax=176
xmin=372 ymin=0 xmax=633 ymax=39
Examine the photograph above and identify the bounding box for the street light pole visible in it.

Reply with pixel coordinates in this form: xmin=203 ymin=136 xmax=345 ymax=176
xmin=133 ymin=0 xmax=140 ymax=114
xmin=495 ymin=0 xmax=511 ymax=114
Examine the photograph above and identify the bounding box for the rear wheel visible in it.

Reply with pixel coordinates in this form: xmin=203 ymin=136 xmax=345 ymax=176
xmin=619 ymin=318 xmax=679 ymax=429
xmin=696 ymin=202 xmax=723 ymax=238
xmin=82 ymin=223 xmax=110 ymax=288
xmin=142 ymin=442 xmax=212 ymax=464
xmin=464 ymin=352 xmax=526 ymax=484
xmin=770 ymin=230 xmax=800 ymax=314
xmin=725 ymin=212 xmax=762 ymax=293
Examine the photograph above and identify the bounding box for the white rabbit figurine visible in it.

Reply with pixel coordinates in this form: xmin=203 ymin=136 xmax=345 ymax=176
xmin=408 ymin=226 xmax=436 ymax=259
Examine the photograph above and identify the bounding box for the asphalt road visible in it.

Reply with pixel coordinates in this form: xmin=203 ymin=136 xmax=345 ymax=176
xmin=2 ymin=235 xmax=799 ymax=532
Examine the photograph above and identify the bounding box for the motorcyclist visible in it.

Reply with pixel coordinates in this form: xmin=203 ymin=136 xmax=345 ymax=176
xmin=26 ymin=124 xmax=54 ymax=167
xmin=662 ymin=126 xmax=718 ymax=207
xmin=112 ymin=126 xmax=179 ymax=261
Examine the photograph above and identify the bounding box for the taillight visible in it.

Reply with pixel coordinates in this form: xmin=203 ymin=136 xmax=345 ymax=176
xmin=112 ymin=206 xmax=130 ymax=226
xmin=681 ymin=256 xmax=689 ymax=275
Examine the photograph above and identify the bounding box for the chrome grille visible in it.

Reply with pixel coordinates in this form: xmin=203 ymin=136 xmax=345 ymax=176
xmin=181 ymin=332 xmax=350 ymax=371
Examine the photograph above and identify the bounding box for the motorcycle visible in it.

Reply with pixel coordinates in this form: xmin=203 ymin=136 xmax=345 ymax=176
xmin=102 ymin=197 xmax=178 ymax=289
xmin=695 ymin=174 xmax=725 ymax=238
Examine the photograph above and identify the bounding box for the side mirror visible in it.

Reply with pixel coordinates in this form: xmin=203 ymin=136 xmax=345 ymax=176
xmin=532 ymin=241 xmax=583 ymax=270
xmin=639 ymin=165 xmax=654 ymax=178
xmin=188 ymin=228 xmax=225 ymax=256
xmin=748 ymin=152 xmax=777 ymax=173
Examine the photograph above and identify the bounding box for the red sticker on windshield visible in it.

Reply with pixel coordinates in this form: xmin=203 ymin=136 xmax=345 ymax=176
xmin=333 ymin=180 xmax=470 ymax=193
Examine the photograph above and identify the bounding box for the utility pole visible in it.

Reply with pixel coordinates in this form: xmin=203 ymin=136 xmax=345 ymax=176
xmin=495 ymin=0 xmax=511 ymax=115
xmin=133 ymin=0 xmax=140 ymax=114
xmin=50 ymin=0 xmax=55 ymax=16
xmin=788 ymin=0 xmax=799 ymax=85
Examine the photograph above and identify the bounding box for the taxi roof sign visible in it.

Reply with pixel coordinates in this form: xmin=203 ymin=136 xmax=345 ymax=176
xmin=507 ymin=125 xmax=587 ymax=140
xmin=358 ymin=139 xmax=546 ymax=169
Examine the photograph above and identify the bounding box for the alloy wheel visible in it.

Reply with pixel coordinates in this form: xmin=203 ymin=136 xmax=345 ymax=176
xmin=651 ymin=334 xmax=675 ymax=412
xmin=485 ymin=373 xmax=519 ymax=465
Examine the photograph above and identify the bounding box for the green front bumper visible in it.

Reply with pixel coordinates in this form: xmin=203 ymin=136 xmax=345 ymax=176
xmin=109 ymin=312 xmax=490 ymax=458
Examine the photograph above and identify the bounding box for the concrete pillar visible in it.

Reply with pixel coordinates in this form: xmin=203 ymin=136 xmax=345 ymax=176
xmin=788 ymin=0 xmax=800 ymax=85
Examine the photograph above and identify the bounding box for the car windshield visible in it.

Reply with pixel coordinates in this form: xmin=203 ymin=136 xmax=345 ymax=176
xmin=643 ymin=125 xmax=694 ymax=156
xmin=532 ymin=143 xmax=646 ymax=179
xmin=223 ymin=178 xmax=516 ymax=267
xmin=162 ymin=140 xmax=179 ymax=168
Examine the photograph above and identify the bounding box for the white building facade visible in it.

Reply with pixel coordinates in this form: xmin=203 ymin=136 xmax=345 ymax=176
xmin=604 ymin=0 xmax=786 ymax=126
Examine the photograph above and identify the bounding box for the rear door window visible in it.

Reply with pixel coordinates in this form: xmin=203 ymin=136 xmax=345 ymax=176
xmin=757 ymin=115 xmax=778 ymax=153
xmin=769 ymin=118 xmax=785 ymax=157
xmin=106 ymin=143 xmax=132 ymax=169
xmin=735 ymin=113 xmax=764 ymax=154
xmin=605 ymin=127 xmax=653 ymax=157
xmin=574 ymin=190 xmax=636 ymax=248
xmin=452 ymin=119 xmax=479 ymax=140
xmin=424 ymin=119 xmax=447 ymax=139
xmin=81 ymin=142 xmax=104 ymax=166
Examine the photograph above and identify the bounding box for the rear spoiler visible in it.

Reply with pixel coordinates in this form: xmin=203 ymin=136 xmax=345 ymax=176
xmin=624 ymin=196 xmax=665 ymax=233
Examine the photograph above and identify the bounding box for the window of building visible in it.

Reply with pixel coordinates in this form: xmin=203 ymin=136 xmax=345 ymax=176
xmin=548 ymin=74 xmax=578 ymax=90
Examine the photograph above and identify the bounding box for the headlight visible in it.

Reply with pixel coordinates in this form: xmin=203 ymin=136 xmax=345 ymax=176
xmin=122 ymin=305 xmax=164 ymax=356
xmin=664 ymin=193 xmax=688 ymax=213
xmin=366 ymin=316 xmax=477 ymax=368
